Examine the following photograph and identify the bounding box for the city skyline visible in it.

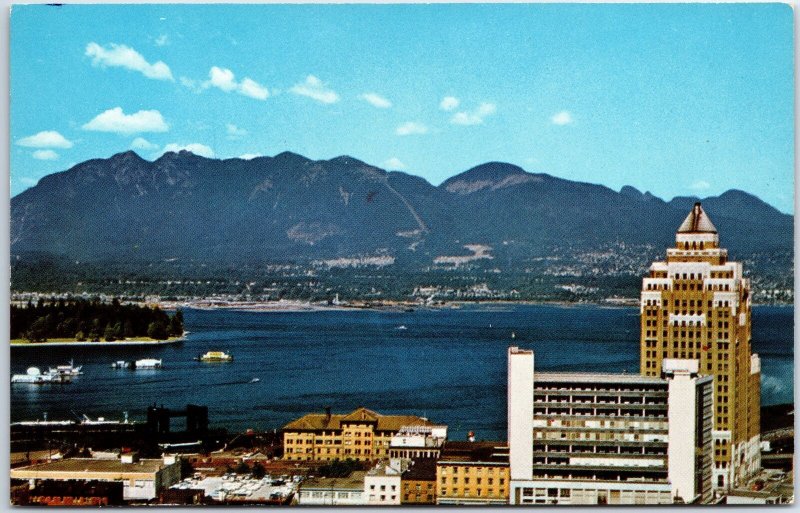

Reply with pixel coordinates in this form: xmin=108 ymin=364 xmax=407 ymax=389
xmin=10 ymin=3 xmax=794 ymax=213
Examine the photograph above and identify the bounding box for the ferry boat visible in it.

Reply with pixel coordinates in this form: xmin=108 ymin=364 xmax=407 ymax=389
xmin=111 ymin=360 xmax=131 ymax=369
xmin=196 ymin=351 xmax=233 ymax=362
xmin=11 ymin=367 xmax=71 ymax=384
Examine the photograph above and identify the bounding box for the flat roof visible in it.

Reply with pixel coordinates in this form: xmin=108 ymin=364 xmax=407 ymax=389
xmin=301 ymin=471 xmax=366 ymax=491
xmin=535 ymin=372 xmax=666 ymax=386
xmin=11 ymin=458 xmax=169 ymax=476
xmin=402 ymin=459 xmax=437 ymax=481
xmin=439 ymin=442 xmax=509 ymax=465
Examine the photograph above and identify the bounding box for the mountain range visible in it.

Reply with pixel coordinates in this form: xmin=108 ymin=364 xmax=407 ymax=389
xmin=11 ymin=150 xmax=793 ymax=276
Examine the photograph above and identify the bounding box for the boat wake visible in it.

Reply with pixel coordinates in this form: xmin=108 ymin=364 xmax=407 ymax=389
xmin=214 ymin=378 xmax=261 ymax=387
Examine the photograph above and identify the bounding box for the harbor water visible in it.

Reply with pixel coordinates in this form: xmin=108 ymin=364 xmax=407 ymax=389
xmin=10 ymin=304 xmax=793 ymax=440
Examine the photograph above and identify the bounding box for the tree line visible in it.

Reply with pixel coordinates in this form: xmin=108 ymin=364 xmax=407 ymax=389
xmin=11 ymin=297 xmax=184 ymax=342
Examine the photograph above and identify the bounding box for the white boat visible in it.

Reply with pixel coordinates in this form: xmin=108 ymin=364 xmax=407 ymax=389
xmin=11 ymin=367 xmax=71 ymax=384
xmin=395 ymin=325 xmax=408 ymax=330
xmin=133 ymin=358 xmax=162 ymax=369
xmin=48 ymin=359 xmax=83 ymax=377
xmin=111 ymin=360 xmax=131 ymax=369
xmin=249 ymin=378 xmax=260 ymax=383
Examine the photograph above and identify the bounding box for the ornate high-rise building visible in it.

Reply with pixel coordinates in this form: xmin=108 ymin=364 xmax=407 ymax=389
xmin=639 ymin=203 xmax=760 ymax=493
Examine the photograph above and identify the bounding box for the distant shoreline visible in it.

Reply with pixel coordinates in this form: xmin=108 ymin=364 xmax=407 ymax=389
xmin=155 ymin=298 xmax=792 ymax=313
xmin=157 ymin=299 xmax=610 ymax=313
xmin=10 ymin=336 xmax=185 ymax=348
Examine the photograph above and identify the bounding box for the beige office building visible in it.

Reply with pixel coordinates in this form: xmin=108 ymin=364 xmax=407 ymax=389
xmin=639 ymin=203 xmax=761 ymax=492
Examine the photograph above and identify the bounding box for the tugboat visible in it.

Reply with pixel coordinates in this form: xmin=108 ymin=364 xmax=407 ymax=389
xmin=196 ymin=351 xmax=233 ymax=362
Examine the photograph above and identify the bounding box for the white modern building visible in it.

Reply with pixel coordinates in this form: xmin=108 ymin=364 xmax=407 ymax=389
xmin=508 ymin=347 xmax=714 ymax=505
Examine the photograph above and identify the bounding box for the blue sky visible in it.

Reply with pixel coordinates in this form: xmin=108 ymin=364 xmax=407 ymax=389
xmin=10 ymin=3 xmax=794 ymax=213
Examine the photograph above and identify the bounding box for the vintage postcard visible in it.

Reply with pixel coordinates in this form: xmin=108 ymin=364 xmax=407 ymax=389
xmin=8 ymin=3 xmax=794 ymax=506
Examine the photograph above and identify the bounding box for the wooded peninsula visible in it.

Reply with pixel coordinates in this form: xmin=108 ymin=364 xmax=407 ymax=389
xmin=10 ymin=298 xmax=184 ymax=343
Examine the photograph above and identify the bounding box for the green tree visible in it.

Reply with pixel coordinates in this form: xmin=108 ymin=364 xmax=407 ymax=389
xmin=104 ymin=325 xmax=116 ymax=341
xmin=112 ymin=322 xmax=124 ymax=340
xmin=234 ymin=461 xmax=250 ymax=474
xmin=147 ymin=321 xmax=168 ymax=340
xmin=25 ymin=316 xmax=48 ymax=342
xmin=169 ymin=310 xmax=184 ymax=336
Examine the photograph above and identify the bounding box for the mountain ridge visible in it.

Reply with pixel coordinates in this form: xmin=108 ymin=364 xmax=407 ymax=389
xmin=11 ymin=151 xmax=792 ymax=277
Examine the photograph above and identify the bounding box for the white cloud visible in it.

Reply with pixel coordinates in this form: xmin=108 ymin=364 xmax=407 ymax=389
xmin=131 ymin=137 xmax=158 ymax=151
xmin=396 ymin=122 xmax=429 ymax=136
xmin=383 ymin=157 xmax=407 ymax=170
xmin=226 ymin=124 xmax=248 ymax=138
xmin=19 ymin=177 xmax=38 ymax=187
xmin=207 ymin=66 xmax=237 ymax=92
xmin=451 ymin=102 xmax=496 ymax=126
xmin=83 ymin=107 xmax=169 ymax=135
xmin=360 ymin=92 xmax=392 ymax=109
xmin=162 ymin=143 xmax=215 ymax=158
xmin=204 ymin=66 xmax=269 ymax=100
xmin=238 ymin=153 xmax=263 ymax=160
xmin=17 ymin=130 xmax=73 ymax=149
xmin=690 ymin=180 xmax=711 ymax=191
xmin=551 ymin=110 xmax=573 ymax=126
xmin=239 ymin=78 xmax=269 ymax=100
xmin=290 ymin=75 xmax=339 ymax=104
xmin=440 ymin=96 xmax=460 ymax=111
xmin=85 ymin=42 xmax=173 ymax=81
xmin=32 ymin=149 xmax=59 ymax=160
xmin=154 ymin=34 xmax=169 ymax=47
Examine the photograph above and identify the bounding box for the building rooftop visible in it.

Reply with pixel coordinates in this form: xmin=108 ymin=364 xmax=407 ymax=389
xmin=301 ymin=471 xmax=366 ymax=491
xmin=402 ymin=458 xmax=437 ymax=481
xmin=283 ymin=407 xmax=435 ymax=432
xmin=367 ymin=462 xmax=402 ymax=477
xmin=535 ymin=372 xmax=666 ymax=386
xmin=10 ymin=458 xmax=169 ymax=476
xmin=439 ymin=442 xmax=509 ymax=465
xmin=677 ymin=203 xmax=717 ymax=234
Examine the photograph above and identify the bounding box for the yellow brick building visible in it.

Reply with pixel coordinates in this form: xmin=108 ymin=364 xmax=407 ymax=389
xmin=400 ymin=458 xmax=437 ymax=504
xmin=282 ymin=407 xmax=435 ymax=462
xmin=435 ymin=442 xmax=509 ymax=505
xmin=639 ymin=203 xmax=760 ymax=493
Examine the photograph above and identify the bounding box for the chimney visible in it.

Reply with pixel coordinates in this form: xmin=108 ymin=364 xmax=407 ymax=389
xmin=121 ymin=452 xmax=139 ymax=464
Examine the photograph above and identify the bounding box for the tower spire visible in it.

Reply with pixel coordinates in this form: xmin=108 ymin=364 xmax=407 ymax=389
xmin=677 ymin=202 xmax=717 ymax=233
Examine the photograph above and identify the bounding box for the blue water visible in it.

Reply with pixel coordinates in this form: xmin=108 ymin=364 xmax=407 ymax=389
xmin=10 ymin=304 xmax=793 ymax=440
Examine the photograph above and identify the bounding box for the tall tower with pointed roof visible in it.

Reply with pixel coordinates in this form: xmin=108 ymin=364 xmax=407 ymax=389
xmin=640 ymin=203 xmax=761 ymax=494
